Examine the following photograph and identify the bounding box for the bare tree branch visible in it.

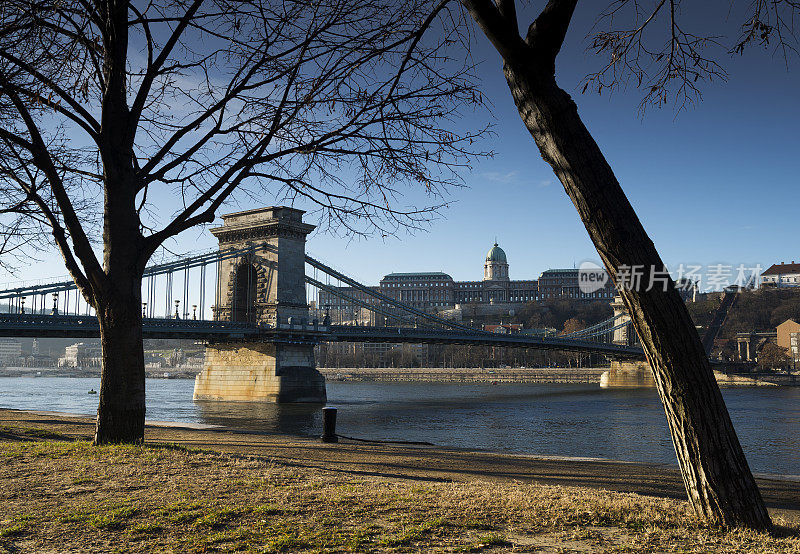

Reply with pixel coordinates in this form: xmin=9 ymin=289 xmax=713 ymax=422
xmin=459 ymin=0 xmax=527 ymax=60
xmin=525 ymin=0 xmax=578 ymax=70
xmin=0 ymin=73 xmax=103 ymax=295
xmin=580 ymin=1 xmax=729 ymax=111
xmin=0 ymin=0 xmax=485 ymax=288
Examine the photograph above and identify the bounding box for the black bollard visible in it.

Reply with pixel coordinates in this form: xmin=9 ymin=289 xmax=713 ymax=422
xmin=321 ymin=407 xmax=338 ymax=443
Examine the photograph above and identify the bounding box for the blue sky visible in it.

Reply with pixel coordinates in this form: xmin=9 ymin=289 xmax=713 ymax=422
xmin=303 ymin=4 xmax=800 ymax=286
xmin=2 ymin=2 xmax=798 ymax=291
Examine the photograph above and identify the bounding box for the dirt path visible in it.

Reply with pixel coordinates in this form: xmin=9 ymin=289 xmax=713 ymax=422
xmin=3 ymin=407 xmax=798 ymax=516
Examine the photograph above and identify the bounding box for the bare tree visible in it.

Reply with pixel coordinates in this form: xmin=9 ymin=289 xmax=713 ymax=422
xmin=458 ymin=0 xmax=799 ymax=530
xmin=0 ymin=0 xmax=483 ymax=444
xmin=757 ymin=342 xmax=791 ymax=370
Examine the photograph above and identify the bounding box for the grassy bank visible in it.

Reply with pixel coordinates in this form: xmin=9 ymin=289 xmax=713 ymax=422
xmin=1 ymin=425 xmax=798 ymax=552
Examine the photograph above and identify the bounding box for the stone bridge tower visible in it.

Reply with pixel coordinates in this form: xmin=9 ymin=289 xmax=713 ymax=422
xmin=611 ymin=295 xmax=631 ymax=346
xmin=193 ymin=207 xmax=326 ymax=403
xmin=211 ymin=206 xmax=314 ymax=326
xmin=601 ymin=294 xmax=653 ymax=388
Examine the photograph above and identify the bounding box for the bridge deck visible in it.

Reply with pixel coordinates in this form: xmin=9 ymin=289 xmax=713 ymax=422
xmin=0 ymin=315 xmax=645 ymax=359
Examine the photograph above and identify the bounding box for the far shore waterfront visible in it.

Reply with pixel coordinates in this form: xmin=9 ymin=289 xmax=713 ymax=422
xmin=1 ymin=407 xmax=799 ymax=551
xmin=2 ymin=365 xmax=798 ymax=386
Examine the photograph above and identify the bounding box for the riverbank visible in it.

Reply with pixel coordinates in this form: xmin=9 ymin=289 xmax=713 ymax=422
xmin=320 ymin=366 xmax=607 ymax=384
xmin=0 ymin=367 xmax=199 ymax=379
xmin=320 ymin=366 xmax=800 ymax=386
xmin=1 ymin=409 xmax=799 ymax=552
xmin=3 ymin=366 xmax=798 ymax=387
xmin=4 ymin=379 xmax=798 ymax=474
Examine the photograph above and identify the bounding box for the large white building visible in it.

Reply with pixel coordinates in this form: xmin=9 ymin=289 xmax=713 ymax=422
xmin=762 ymin=262 xmax=800 ymax=287
xmin=58 ymin=343 xmax=101 ymax=368
xmin=319 ymin=243 xmax=539 ymax=320
xmin=537 ymin=268 xmax=615 ymax=302
xmin=318 ymin=243 xmax=621 ymax=325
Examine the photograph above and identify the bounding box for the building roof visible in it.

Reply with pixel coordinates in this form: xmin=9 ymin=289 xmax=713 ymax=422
xmin=762 ymin=262 xmax=800 ymax=276
xmin=485 ymin=243 xmax=507 ymax=264
xmin=540 ymin=268 xmax=579 ymax=274
xmin=382 ymin=272 xmax=452 ymax=279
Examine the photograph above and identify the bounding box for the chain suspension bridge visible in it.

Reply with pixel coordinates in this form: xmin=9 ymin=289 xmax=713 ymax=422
xmin=0 ymin=243 xmax=640 ymax=355
xmin=0 ymin=207 xmax=643 ymax=402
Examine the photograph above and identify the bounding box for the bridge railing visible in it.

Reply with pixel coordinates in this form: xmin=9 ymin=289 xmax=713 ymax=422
xmin=0 ymin=244 xmax=267 ymax=322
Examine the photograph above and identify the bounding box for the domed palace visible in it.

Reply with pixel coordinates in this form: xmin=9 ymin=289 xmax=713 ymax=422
xmin=484 ymin=243 xmax=509 ymax=281
xmin=374 ymin=242 xmax=538 ymax=314
xmin=317 ymin=241 xmax=613 ymax=323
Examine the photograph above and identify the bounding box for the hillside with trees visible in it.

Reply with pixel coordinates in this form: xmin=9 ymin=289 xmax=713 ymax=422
xmin=721 ymin=289 xmax=800 ymax=337
xmin=686 ymin=289 xmax=800 ymax=337
xmin=514 ymin=299 xmax=612 ymax=334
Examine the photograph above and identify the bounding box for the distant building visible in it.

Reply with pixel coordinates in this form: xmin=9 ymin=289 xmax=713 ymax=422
xmin=537 ymin=268 xmax=615 ymax=302
xmin=378 ymin=245 xmax=538 ymax=307
xmin=762 ymin=262 xmax=800 ymax=287
xmin=454 ymin=244 xmax=538 ymax=305
xmin=0 ymin=338 xmax=22 ymax=366
xmin=58 ymin=342 xmax=101 ymax=368
xmin=318 ymin=244 xmax=620 ymax=326
xmin=790 ymin=332 xmax=800 ymax=364
xmin=380 ymin=272 xmax=455 ymax=309
xmin=319 ymin=243 xmax=538 ymax=323
xmin=777 ymin=319 xmax=800 ymax=351
xmin=144 ymin=353 xmax=166 ymax=370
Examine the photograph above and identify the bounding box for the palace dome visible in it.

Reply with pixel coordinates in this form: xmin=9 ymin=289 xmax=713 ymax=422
xmin=485 ymin=243 xmax=507 ymax=264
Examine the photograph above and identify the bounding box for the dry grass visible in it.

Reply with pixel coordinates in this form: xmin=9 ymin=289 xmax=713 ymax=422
xmin=0 ymin=427 xmax=798 ymax=552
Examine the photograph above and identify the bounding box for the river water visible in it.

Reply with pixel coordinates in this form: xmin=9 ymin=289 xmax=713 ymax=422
xmin=1 ymin=377 xmax=798 ymax=476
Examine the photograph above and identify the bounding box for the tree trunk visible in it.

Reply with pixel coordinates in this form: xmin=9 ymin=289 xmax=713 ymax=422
xmin=94 ymin=285 xmax=146 ymax=445
xmin=92 ymin=166 xmax=146 ymax=446
xmin=502 ymin=61 xmax=771 ymax=529
xmin=89 ymin=0 xmax=147 ymax=445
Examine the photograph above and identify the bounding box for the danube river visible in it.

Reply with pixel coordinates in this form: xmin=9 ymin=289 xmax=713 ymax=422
xmin=1 ymin=377 xmax=798 ymax=476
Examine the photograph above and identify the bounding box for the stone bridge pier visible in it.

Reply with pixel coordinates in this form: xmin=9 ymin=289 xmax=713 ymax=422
xmin=193 ymin=207 xmax=326 ymax=403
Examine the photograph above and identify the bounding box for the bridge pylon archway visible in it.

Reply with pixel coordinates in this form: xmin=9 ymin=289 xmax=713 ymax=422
xmin=193 ymin=207 xmax=326 ymax=403
xmin=231 ymin=262 xmax=258 ymax=323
